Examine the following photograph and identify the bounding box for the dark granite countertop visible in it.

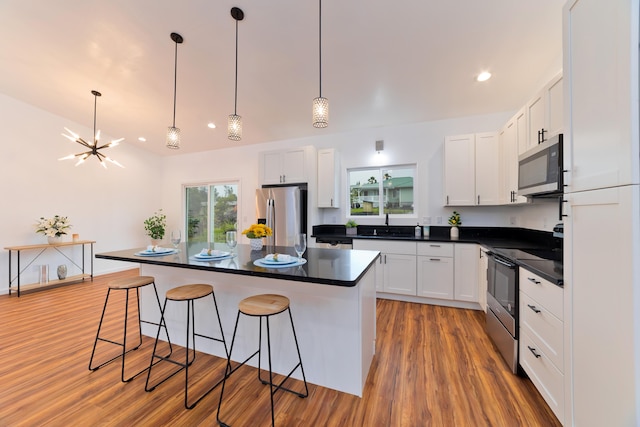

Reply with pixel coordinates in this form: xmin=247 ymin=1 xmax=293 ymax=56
xmin=96 ymin=242 xmax=380 ymax=288
xmin=313 ymin=224 xmax=563 ymax=286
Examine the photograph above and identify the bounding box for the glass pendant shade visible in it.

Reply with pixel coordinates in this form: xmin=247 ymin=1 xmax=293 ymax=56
xmin=166 ymin=126 xmax=181 ymax=149
xmin=313 ymin=96 xmax=329 ymax=128
xmin=228 ymin=114 xmax=242 ymax=141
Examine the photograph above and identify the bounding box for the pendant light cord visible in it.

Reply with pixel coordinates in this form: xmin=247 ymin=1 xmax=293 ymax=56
xmin=234 ymin=18 xmax=239 ymax=115
xmin=318 ymin=0 xmax=322 ymax=97
xmin=93 ymin=93 xmax=97 ymax=142
xmin=172 ymin=40 xmax=178 ymax=127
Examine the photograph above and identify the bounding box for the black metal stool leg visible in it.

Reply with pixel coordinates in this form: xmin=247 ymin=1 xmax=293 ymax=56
xmin=266 ymin=316 xmax=275 ymax=427
xmin=88 ymin=288 xmax=113 ymax=371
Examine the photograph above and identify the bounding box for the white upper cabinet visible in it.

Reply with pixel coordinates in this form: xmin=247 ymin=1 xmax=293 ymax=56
xmin=444 ymin=132 xmax=500 ymax=206
xmin=500 ymin=108 xmax=528 ymax=204
xmin=317 ymin=148 xmax=340 ymax=208
xmin=475 ymin=132 xmax=501 ymax=205
xmin=525 ymin=72 xmax=563 ymax=151
xmin=444 ymin=134 xmax=476 ymax=206
xmin=563 ymin=0 xmax=639 ymax=192
xmin=259 ymin=147 xmax=309 ymax=185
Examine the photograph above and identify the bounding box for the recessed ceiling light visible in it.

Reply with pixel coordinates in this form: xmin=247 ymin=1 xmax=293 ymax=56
xmin=207 ymin=122 xmax=216 ymax=129
xmin=138 ymin=137 xmax=146 ymax=142
xmin=477 ymin=71 xmax=492 ymax=82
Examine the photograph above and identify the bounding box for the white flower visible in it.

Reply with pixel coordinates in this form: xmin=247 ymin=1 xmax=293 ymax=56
xmin=35 ymin=215 xmax=72 ymax=237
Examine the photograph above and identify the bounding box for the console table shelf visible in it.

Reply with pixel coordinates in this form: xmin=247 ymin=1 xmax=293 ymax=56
xmin=5 ymin=240 xmax=95 ymax=296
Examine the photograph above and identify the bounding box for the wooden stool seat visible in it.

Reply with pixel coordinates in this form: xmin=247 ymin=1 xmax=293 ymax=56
xmin=166 ymin=284 xmax=213 ymax=301
xmin=239 ymin=294 xmax=289 ymax=316
xmin=108 ymin=276 xmax=156 ymax=290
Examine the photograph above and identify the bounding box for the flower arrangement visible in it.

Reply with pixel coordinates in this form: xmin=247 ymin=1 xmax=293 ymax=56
xmin=241 ymin=223 xmax=273 ymax=239
xmin=35 ymin=215 xmax=71 ymax=237
xmin=144 ymin=209 xmax=166 ymax=240
xmin=448 ymin=211 xmax=462 ymax=227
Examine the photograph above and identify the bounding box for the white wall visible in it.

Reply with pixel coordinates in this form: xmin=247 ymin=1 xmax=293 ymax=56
xmin=0 ymin=90 xmax=560 ymax=294
xmin=162 ymin=111 xmax=560 ymax=243
xmin=0 ymin=93 xmax=163 ymax=294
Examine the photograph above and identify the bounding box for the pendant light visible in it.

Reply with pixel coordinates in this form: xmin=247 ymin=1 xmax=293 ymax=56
xmin=313 ymin=0 xmax=328 ymax=128
xmin=167 ymin=32 xmax=183 ymax=149
xmin=59 ymin=90 xmax=124 ymax=168
xmin=228 ymin=7 xmax=244 ymax=141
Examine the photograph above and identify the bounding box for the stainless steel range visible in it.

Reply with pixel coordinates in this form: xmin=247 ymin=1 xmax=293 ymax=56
xmin=485 ymin=246 xmax=562 ymax=374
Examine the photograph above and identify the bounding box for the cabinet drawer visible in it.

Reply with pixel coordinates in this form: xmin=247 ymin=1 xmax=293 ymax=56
xmin=519 ymin=329 xmax=564 ymax=424
xmin=417 ymin=242 xmax=453 ymax=257
xmin=519 ymin=268 xmax=563 ymax=320
xmin=520 ymin=292 xmax=563 ymax=370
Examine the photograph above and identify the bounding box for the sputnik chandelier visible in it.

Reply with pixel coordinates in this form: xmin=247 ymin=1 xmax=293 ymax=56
xmin=59 ymin=90 xmax=124 ymax=168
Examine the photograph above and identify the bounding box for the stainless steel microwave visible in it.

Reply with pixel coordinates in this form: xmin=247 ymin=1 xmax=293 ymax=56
xmin=518 ymin=134 xmax=563 ymax=197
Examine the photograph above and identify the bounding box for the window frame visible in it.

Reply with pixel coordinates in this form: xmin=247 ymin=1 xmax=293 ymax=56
xmin=183 ymin=179 xmax=242 ymax=243
xmin=346 ymin=164 xmax=417 ymax=219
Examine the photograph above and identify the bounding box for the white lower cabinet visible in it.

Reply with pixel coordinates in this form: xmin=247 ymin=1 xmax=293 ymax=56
xmin=352 ymin=240 xmax=416 ymax=295
xmin=519 ymin=268 xmax=564 ymax=424
xmin=353 ymin=240 xmax=480 ymax=307
xmin=453 ymin=244 xmax=479 ymax=302
xmin=417 ymin=243 xmax=454 ymax=299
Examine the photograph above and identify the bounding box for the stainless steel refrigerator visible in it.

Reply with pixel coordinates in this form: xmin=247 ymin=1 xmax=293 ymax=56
xmin=255 ymin=185 xmax=307 ymax=247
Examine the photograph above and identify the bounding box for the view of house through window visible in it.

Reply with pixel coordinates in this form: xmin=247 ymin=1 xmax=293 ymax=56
xmin=185 ymin=182 xmax=238 ymax=243
xmin=348 ymin=165 xmax=416 ymax=217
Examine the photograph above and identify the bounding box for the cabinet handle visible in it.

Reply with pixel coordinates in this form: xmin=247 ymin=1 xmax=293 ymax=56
xmin=282 ymin=174 xmax=286 ymax=182
xmin=446 ymin=195 xmax=449 ymax=205
xmin=384 ymin=255 xmax=387 ymax=264
xmin=430 ymin=244 xmax=441 ymax=247
xmin=528 ymin=346 xmax=542 ymax=358
xmin=537 ymin=130 xmax=542 ymax=144
xmin=477 ymin=195 xmax=480 ymax=204
xmin=429 ymin=258 xmax=441 ymax=262
xmin=541 ymin=128 xmax=547 ymax=142
xmin=527 ymin=277 xmax=541 ymax=285
xmin=527 ymin=304 xmax=541 ymax=313
xmin=331 ymin=198 xmax=333 ymax=207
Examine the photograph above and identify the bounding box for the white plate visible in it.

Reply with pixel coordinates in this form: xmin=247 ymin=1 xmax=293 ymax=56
xmin=260 ymin=258 xmax=298 ymax=265
xmin=194 ymin=251 xmax=230 ymax=260
xmin=135 ymin=249 xmax=176 ymax=256
xmin=254 ymin=258 xmax=306 ymax=268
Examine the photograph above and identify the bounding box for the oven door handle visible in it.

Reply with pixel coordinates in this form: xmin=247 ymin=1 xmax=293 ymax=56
xmin=493 ymin=257 xmax=516 ymax=269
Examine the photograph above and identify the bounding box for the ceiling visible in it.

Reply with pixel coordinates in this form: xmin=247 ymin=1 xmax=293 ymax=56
xmin=0 ymin=0 xmax=563 ymax=156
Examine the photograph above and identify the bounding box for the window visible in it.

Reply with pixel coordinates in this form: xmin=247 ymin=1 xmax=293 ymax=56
xmin=185 ymin=182 xmax=239 ymax=243
xmin=348 ymin=165 xmax=416 ymax=217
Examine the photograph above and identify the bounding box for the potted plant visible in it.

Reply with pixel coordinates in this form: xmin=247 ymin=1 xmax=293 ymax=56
xmin=35 ymin=215 xmax=72 ymax=244
xmin=144 ymin=209 xmax=166 ymax=244
xmin=448 ymin=211 xmax=461 ymax=239
xmin=345 ymin=219 xmax=358 ymax=235
xmin=241 ymin=223 xmax=273 ymax=250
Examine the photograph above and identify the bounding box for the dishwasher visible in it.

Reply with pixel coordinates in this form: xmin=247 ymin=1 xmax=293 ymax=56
xmin=315 ymin=238 xmax=353 ymax=250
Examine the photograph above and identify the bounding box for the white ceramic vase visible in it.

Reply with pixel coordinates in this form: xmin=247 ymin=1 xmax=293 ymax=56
xmin=249 ymin=238 xmax=264 ymax=251
xmin=47 ymin=236 xmax=62 ymax=244
xmin=450 ymin=226 xmax=459 ymax=240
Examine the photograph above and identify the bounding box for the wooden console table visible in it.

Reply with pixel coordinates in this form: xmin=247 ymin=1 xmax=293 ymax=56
xmin=5 ymin=240 xmax=95 ymax=296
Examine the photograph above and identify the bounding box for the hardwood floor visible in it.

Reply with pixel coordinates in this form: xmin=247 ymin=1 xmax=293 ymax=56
xmin=0 ymin=269 xmax=561 ymax=426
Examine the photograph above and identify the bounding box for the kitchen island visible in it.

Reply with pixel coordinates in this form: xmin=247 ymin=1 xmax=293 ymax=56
xmin=96 ymin=243 xmax=379 ymax=397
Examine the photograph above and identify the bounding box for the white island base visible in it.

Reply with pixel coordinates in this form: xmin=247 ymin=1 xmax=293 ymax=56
xmin=138 ymin=263 xmax=377 ymax=397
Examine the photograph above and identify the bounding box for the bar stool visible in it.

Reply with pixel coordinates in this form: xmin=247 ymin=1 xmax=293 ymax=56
xmin=145 ymin=284 xmax=228 ymax=409
xmin=217 ymin=294 xmax=308 ymax=427
xmin=89 ymin=275 xmax=171 ymax=382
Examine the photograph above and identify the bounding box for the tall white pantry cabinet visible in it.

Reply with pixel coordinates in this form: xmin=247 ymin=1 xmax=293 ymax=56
xmin=563 ymin=0 xmax=640 ymax=426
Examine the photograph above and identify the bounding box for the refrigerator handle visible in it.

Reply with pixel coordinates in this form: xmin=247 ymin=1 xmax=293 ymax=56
xmin=266 ymin=198 xmax=275 ymax=246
